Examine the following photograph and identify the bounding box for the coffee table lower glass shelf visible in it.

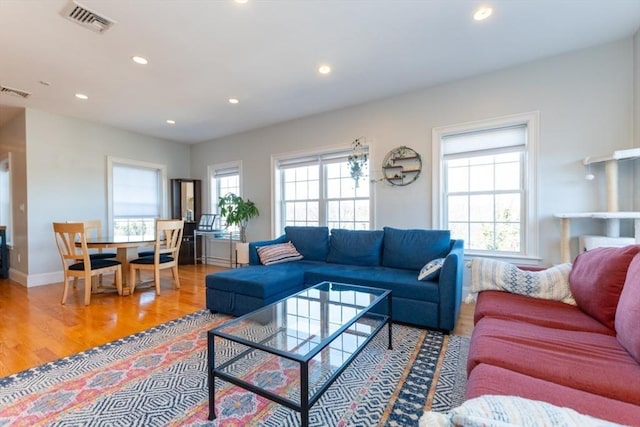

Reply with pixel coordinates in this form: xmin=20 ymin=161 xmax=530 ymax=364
xmin=207 ymin=281 xmax=392 ymax=426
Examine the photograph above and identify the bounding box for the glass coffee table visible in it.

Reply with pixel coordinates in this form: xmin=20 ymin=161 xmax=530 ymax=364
xmin=207 ymin=281 xmax=392 ymax=426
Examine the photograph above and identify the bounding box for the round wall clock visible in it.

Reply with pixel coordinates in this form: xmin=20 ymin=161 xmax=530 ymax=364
xmin=382 ymin=146 xmax=422 ymax=186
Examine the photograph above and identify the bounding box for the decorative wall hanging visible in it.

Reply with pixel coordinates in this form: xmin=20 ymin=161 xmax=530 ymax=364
xmin=348 ymin=137 xmax=368 ymax=188
xmin=382 ymin=146 xmax=422 ymax=186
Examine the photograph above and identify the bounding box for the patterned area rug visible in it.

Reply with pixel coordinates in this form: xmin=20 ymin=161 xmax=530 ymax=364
xmin=0 ymin=310 xmax=468 ymax=426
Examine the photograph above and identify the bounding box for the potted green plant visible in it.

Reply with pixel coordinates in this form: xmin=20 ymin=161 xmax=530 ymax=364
xmin=218 ymin=193 xmax=259 ymax=243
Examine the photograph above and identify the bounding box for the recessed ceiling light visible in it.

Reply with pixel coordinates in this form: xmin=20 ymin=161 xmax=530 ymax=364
xmin=318 ymin=64 xmax=331 ymax=75
xmin=166 ymin=119 xmax=176 ymax=125
xmin=132 ymin=56 xmax=148 ymax=65
xmin=228 ymin=98 xmax=239 ymax=104
xmin=75 ymin=93 xmax=88 ymax=100
xmin=473 ymin=6 xmax=493 ymax=21
xmin=235 ymin=0 xmax=249 ymax=4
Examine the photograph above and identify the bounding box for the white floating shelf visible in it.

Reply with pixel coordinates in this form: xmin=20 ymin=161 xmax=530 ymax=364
xmin=583 ymin=148 xmax=640 ymax=165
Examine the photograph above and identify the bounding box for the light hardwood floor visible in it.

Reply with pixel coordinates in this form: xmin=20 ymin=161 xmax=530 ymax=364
xmin=0 ymin=264 xmax=474 ymax=377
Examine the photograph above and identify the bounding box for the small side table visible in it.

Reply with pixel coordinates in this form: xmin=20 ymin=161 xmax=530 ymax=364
xmin=0 ymin=226 xmax=8 ymax=279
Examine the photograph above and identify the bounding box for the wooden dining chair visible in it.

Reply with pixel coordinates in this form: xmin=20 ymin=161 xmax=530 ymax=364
xmin=129 ymin=219 xmax=184 ymax=295
xmin=53 ymin=222 xmax=123 ymax=305
xmin=83 ymin=220 xmax=117 ymax=260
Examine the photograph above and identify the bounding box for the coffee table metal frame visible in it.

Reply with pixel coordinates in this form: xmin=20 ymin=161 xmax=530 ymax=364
xmin=207 ymin=281 xmax=392 ymax=427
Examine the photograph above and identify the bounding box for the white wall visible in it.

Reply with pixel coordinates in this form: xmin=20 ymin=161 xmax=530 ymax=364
xmin=23 ymin=109 xmax=191 ymax=286
xmin=192 ymin=38 xmax=636 ymax=266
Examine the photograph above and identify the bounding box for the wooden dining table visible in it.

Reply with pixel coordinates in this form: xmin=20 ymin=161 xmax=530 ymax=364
xmin=84 ymin=234 xmax=156 ymax=295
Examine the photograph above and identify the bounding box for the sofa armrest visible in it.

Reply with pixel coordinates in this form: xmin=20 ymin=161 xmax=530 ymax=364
xmin=438 ymin=239 xmax=465 ymax=332
xmin=248 ymin=234 xmax=288 ymax=265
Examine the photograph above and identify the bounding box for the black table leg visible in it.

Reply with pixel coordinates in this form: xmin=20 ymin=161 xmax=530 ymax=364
xmin=301 ymin=361 xmax=309 ymax=427
xmin=387 ymin=295 xmax=393 ymax=350
xmin=208 ymin=333 xmax=216 ymax=421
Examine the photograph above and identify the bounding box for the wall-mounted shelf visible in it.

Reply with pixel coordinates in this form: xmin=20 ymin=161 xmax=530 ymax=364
xmin=381 ymin=146 xmax=422 ymax=186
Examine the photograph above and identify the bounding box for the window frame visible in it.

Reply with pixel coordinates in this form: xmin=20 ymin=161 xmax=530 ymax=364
xmin=208 ymin=160 xmax=242 ymax=230
xmin=432 ymin=112 xmax=539 ymax=262
xmin=272 ymin=146 xmax=373 ymax=236
xmin=107 ymin=157 xmax=168 ymax=236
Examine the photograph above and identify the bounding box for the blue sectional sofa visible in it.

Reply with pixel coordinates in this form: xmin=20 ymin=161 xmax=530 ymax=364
xmin=205 ymin=226 xmax=464 ymax=331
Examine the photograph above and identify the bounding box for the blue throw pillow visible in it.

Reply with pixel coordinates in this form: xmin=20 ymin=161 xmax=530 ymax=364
xmin=326 ymin=229 xmax=384 ymax=266
xmin=285 ymin=226 xmax=330 ymax=261
xmin=382 ymin=227 xmax=451 ymax=271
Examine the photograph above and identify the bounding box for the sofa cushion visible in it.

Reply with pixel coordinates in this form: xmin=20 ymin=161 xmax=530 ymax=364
xmin=615 ymin=253 xmax=640 ymax=363
xmin=569 ymin=245 xmax=640 ymax=329
xmin=257 ymin=241 xmax=303 ymax=265
xmin=382 ymin=227 xmax=451 ymax=271
xmin=467 ymin=317 xmax=640 ymax=405
xmin=304 ymin=264 xmax=439 ymax=302
xmin=474 ymin=290 xmax=615 ymax=335
xmin=205 ymin=261 xmax=317 ymax=299
xmin=465 ymin=364 xmax=640 ymax=426
xmin=326 ymin=229 xmax=384 ymax=266
xmin=285 ymin=226 xmax=330 ymax=261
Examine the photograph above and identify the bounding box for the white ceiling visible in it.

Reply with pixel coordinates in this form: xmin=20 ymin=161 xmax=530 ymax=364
xmin=1 ymin=0 xmax=640 ymax=144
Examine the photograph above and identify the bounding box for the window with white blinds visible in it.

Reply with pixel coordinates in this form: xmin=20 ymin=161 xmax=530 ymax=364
xmin=274 ymin=148 xmax=370 ymax=234
xmin=433 ymin=113 xmax=539 ymax=259
xmin=209 ymin=162 xmax=241 ymax=229
xmin=108 ymin=158 xmax=166 ymax=238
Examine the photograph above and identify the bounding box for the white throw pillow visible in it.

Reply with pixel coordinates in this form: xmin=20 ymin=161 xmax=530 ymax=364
xmin=418 ymin=258 xmax=445 ymax=281
xmin=420 ymin=395 xmax=626 ymax=427
xmin=468 ymin=258 xmax=575 ymax=305
xmin=257 ymin=242 xmax=303 ymax=265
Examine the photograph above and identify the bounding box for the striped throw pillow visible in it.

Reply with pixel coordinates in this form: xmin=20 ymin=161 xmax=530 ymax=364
xmin=257 ymin=242 xmax=303 ymax=265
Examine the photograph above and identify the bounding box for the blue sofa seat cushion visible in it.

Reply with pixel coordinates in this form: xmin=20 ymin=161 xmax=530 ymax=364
xmin=206 ymin=261 xmax=321 ymax=299
xmin=326 ymin=229 xmax=384 ymax=266
xmin=285 ymin=226 xmax=330 ymax=261
xmin=382 ymin=227 xmax=451 ymax=271
xmin=304 ymin=264 xmax=439 ymax=302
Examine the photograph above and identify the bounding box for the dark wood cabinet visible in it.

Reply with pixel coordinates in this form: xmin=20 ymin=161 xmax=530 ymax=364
xmin=178 ymin=221 xmax=197 ymax=265
xmin=171 ymin=179 xmax=202 ymax=265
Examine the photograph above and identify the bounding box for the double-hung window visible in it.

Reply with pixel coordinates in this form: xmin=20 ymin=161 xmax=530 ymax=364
xmin=432 ymin=112 xmax=538 ymax=259
xmin=274 ymin=148 xmax=371 ymax=233
xmin=108 ymin=158 xmax=167 ymax=238
xmin=209 ymin=162 xmax=241 ymax=230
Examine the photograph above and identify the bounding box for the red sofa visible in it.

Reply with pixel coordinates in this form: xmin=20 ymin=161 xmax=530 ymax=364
xmin=465 ymin=245 xmax=640 ymax=426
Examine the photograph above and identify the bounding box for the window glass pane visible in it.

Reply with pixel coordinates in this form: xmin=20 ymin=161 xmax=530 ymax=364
xmin=355 ymin=200 xmax=369 ymax=222
xmin=495 ymin=193 xmax=521 ymax=222
xmin=449 ymin=222 xmax=468 ymax=244
xmin=447 ymin=195 xmax=469 ymax=222
xmin=469 ymin=195 xmax=494 ymax=222
xmin=469 ymin=164 xmax=494 ymax=192
xmin=495 ymin=223 xmax=521 ymax=252
xmin=495 ymin=161 xmax=520 ymax=191
xmin=447 ymin=165 xmax=468 ymax=193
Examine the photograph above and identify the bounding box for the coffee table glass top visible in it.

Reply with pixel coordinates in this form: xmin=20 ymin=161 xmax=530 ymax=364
xmin=213 ymin=281 xmax=389 ymax=362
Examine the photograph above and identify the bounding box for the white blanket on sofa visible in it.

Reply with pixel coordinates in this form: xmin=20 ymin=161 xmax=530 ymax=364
xmin=467 ymin=258 xmax=576 ymax=305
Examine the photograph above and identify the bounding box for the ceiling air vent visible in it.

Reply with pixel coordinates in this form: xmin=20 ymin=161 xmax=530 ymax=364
xmin=61 ymin=1 xmax=116 ymax=34
xmin=0 ymin=85 xmax=30 ymax=99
